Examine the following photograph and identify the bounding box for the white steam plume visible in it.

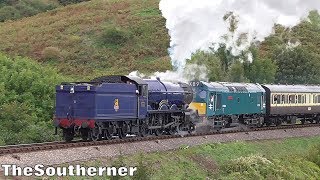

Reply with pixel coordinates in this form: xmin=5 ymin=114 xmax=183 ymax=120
xmin=159 ymin=0 xmax=320 ymax=70
xmin=129 ymin=63 xmax=208 ymax=83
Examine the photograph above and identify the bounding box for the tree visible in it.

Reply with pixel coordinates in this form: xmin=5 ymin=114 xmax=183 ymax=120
xmin=228 ymin=60 xmax=248 ymax=82
xmin=247 ymin=58 xmax=277 ymax=84
xmin=273 ymin=47 xmax=320 ymax=84
xmin=187 ymin=50 xmax=225 ymax=81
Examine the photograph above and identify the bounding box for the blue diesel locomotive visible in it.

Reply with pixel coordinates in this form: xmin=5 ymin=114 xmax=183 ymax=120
xmin=189 ymin=81 xmax=266 ymax=128
xmin=54 ymin=76 xmax=195 ymax=141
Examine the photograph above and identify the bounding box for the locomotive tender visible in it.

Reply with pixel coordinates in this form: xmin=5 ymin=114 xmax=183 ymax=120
xmin=190 ymin=81 xmax=320 ymax=128
xmin=54 ymin=76 xmax=195 ymax=141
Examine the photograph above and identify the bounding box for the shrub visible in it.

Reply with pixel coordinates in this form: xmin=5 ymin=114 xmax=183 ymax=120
xmin=0 ymin=5 xmax=21 ymax=22
xmin=42 ymin=46 xmax=62 ymax=61
xmin=0 ymin=54 xmax=65 ymax=145
xmin=0 ymin=0 xmax=58 ymax=22
xmin=100 ymin=27 xmax=131 ymax=47
xmin=58 ymin=0 xmax=90 ymax=6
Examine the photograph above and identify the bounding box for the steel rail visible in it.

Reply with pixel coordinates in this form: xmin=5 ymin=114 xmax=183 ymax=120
xmin=0 ymin=123 xmax=319 ymax=155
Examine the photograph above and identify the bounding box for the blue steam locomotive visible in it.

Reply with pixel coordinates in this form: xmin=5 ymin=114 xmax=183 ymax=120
xmin=54 ymin=76 xmax=195 ymax=141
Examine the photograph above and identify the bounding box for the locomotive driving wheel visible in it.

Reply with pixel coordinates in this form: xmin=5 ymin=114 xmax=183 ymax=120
xmin=103 ymin=129 xmax=112 ymax=140
xmin=139 ymin=123 xmax=149 ymax=137
xmin=63 ymin=129 xmax=74 ymax=142
xmin=80 ymin=129 xmax=89 ymax=141
xmin=117 ymin=128 xmax=126 ymax=139
xmin=166 ymin=126 xmax=177 ymax=135
xmin=154 ymin=128 xmax=164 ymax=136
xmin=117 ymin=123 xmax=128 ymax=139
xmin=89 ymin=125 xmax=101 ymax=141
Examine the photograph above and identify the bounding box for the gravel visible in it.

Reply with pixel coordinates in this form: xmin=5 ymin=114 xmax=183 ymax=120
xmin=0 ymin=126 xmax=319 ymax=169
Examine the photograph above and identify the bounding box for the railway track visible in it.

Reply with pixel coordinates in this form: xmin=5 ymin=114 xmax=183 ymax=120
xmin=0 ymin=123 xmax=319 ymax=156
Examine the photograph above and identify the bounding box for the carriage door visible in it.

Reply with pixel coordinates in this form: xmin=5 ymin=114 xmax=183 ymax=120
xmin=138 ymin=85 xmax=148 ymax=119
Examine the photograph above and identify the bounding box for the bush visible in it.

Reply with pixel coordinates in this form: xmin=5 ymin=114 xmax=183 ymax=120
xmin=100 ymin=27 xmax=131 ymax=47
xmin=0 ymin=54 xmax=65 ymax=145
xmin=58 ymin=0 xmax=90 ymax=6
xmin=42 ymin=46 xmax=62 ymax=61
xmin=0 ymin=0 xmax=58 ymax=22
xmin=0 ymin=5 xmax=21 ymax=22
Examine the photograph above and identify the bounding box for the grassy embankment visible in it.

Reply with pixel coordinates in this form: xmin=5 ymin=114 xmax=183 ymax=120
xmin=0 ymin=0 xmax=171 ymax=78
xmin=69 ymin=136 xmax=320 ymax=179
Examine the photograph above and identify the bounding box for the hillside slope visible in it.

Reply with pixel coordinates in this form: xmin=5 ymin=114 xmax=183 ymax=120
xmin=0 ymin=0 xmax=171 ymax=77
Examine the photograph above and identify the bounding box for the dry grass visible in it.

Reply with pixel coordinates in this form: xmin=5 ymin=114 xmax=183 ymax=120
xmin=0 ymin=0 xmax=171 ymax=78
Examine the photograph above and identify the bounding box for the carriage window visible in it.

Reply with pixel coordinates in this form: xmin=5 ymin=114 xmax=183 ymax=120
xmin=276 ymin=95 xmax=281 ymax=104
xmin=285 ymin=95 xmax=289 ymax=104
xmin=310 ymin=94 xmax=312 ymax=104
xmin=302 ymin=95 xmax=306 ymax=104
xmin=318 ymin=95 xmax=320 ymax=104
xmin=297 ymin=95 xmax=302 ymax=104
xmin=281 ymin=95 xmax=285 ymax=104
xmin=273 ymin=94 xmax=277 ymax=104
xmin=289 ymin=95 xmax=295 ymax=104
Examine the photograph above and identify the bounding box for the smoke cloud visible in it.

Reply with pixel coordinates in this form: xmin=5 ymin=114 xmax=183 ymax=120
xmin=159 ymin=0 xmax=320 ymax=70
xmin=129 ymin=63 xmax=208 ymax=83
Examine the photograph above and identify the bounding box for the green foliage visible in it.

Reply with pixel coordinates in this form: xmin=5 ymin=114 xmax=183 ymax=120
xmin=0 ymin=54 xmax=65 ymax=144
xmin=100 ymin=27 xmax=132 ymax=48
xmin=187 ymin=50 xmax=225 ymax=81
xmin=228 ymin=60 xmax=247 ymax=82
xmin=42 ymin=46 xmax=62 ymax=61
xmin=58 ymin=0 xmax=89 ymax=6
xmin=132 ymin=154 xmax=151 ymax=180
xmin=307 ymin=144 xmax=320 ymax=166
xmin=0 ymin=6 xmax=20 ymax=22
xmin=246 ymin=58 xmax=277 ymax=83
xmin=0 ymin=0 xmax=59 ymax=22
xmin=274 ymin=46 xmax=320 ymax=84
xmin=220 ymin=155 xmax=320 ymax=180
